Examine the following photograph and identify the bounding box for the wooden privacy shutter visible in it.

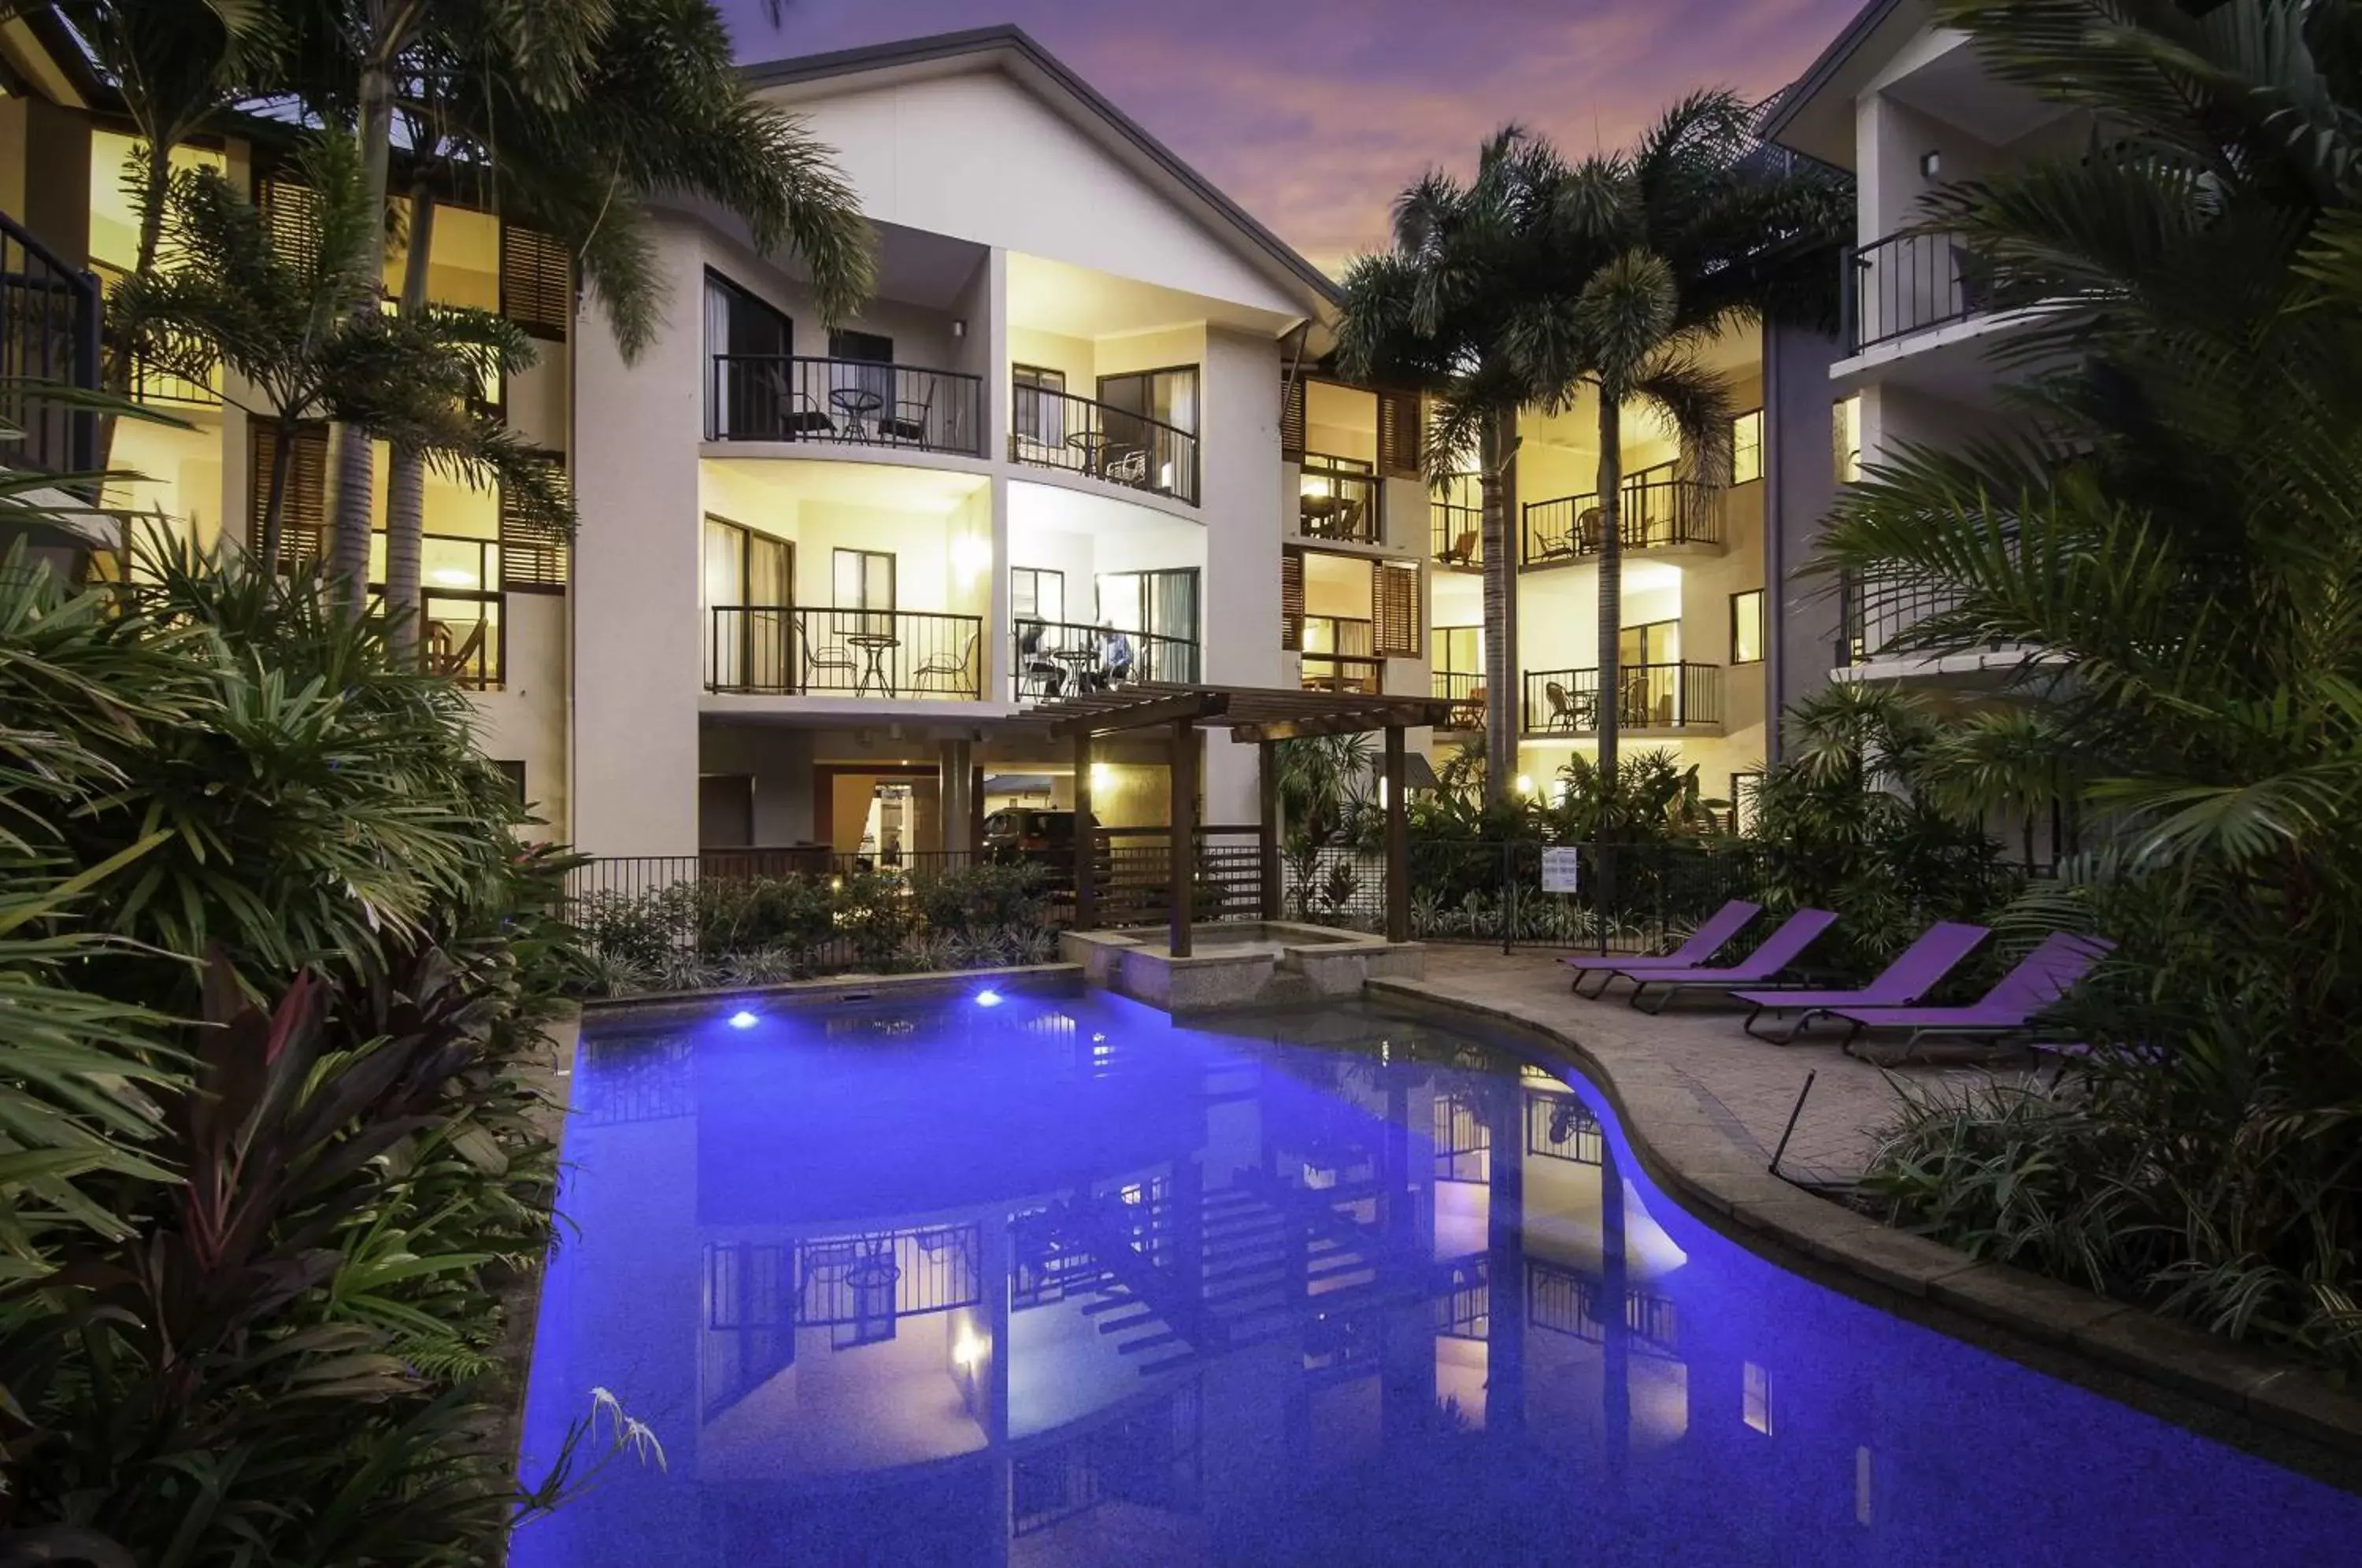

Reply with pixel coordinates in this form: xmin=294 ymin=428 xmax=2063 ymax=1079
xmin=1376 ymin=390 xmax=1423 ymax=479
xmin=501 ymin=224 xmax=572 ymax=338
xmin=1373 ymin=560 xmax=1420 ymax=656
xmin=1279 ymin=373 xmax=1306 ymax=462
xmin=1280 ymin=547 xmax=1305 ymax=650
xmin=246 ymin=421 xmax=329 ymax=568
xmin=257 ymin=178 xmax=320 ymax=272
xmin=499 ymin=469 xmax=568 ymax=592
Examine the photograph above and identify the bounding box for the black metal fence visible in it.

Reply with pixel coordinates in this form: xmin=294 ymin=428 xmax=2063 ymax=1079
xmin=1431 ymin=669 xmax=1483 ymax=730
xmin=1431 ymin=475 xmax=1483 ymax=567
xmin=1846 ymin=229 xmax=1990 ymax=353
xmin=707 ymin=353 xmax=983 ymax=455
xmin=1520 ymin=463 xmax=1720 ymax=566
xmin=1009 ymin=382 xmax=1199 ymax=506
xmin=1520 ymin=663 xmax=1722 ymax=734
xmin=1 ymin=209 xmax=100 ymax=476
xmin=707 ymin=605 xmax=983 ymax=698
xmin=1838 ymin=572 xmax=1974 ymax=667
xmin=1012 ymin=617 xmax=1199 ymax=701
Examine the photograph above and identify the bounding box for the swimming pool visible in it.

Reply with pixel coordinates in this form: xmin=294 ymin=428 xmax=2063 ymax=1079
xmin=516 ymin=989 xmax=2361 ymax=1565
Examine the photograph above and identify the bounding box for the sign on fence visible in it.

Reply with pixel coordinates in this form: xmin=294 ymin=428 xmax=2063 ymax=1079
xmin=1539 ymin=846 xmax=1583 ymax=895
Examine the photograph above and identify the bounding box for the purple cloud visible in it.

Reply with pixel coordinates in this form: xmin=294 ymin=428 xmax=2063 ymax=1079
xmin=720 ymin=1 xmax=1862 ymax=268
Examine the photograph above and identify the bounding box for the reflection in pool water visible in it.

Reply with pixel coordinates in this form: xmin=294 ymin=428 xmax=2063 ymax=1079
xmin=516 ymin=993 xmax=2361 ymax=1565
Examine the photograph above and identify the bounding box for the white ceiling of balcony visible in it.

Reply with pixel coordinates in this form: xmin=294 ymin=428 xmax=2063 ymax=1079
xmin=701 ymin=457 xmax=987 ymax=514
xmin=1007 ymin=252 xmax=1300 ymax=340
xmin=871 ymin=220 xmax=990 ymax=309
xmin=1886 ymin=38 xmax=2073 ymax=150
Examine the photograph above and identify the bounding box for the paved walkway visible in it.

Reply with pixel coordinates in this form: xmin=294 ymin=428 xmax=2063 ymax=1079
xmin=1404 ymin=945 xmax=2004 ymax=1185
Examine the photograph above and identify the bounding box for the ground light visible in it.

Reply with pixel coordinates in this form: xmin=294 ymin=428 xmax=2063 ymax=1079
xmin=727 ymin=1010 xmax=760 ymax=1029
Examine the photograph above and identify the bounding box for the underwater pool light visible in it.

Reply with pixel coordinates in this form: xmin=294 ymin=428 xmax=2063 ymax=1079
xmin=727 ymin=1009 xmax=760 ymax=1030
xmin=974 ymin=989 xmax=1003 ymax=1008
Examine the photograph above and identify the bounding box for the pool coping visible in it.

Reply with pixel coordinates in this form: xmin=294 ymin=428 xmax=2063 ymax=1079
xmin=1366 ymin=976 xmax=2362 ymax=1487
xmin=577 ymin=963 xmax=1087 ymax=1022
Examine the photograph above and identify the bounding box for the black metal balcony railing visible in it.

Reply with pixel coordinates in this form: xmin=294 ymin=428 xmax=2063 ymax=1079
xmin=1431 ymin=479 xmax=1483 ymax=567
xmin=1301 ymin=653 xmax=1383 ymax=694
xmin=706 ymin=605 xmax=984 ymax=699
xmin=366 ymin=553 xmax=502 ymax=691
xmin=1009 ymin=382 xmax=1199 ymax=506
xmin=1520 ymin=662 xmax=1722 ymax=734
xmin=1846 ymin=229 xmax=1994 ymax=353
xmin=1 ymin=209 xmax=101 ymax=475
xmin=1521 ymin=462 xmax=1720 ymax=566
xmin=1431 ymin=669 xmax=1483 ymax=730
xmin=1011 ymin=617 xmax=1198 ymax=701
xmin=707 ymin=354 xmax=983 ymax=456
xmin=1298 ymin=454 xmax=1379 ymax=543
xmin=1839 ymin=573 xmax=1966 ymax=666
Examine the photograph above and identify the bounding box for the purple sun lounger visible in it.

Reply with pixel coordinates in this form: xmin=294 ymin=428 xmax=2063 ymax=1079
xmin=1563 ymin=899 xmax=1761 ymax=998
xmin=1613 ymin=908 xmax=1842 ymax=1015
xmin=1828 ymin=932 xmax=2116 ymax=1060
xmin=1731 ymin=922 xmax=1990 ymax=1045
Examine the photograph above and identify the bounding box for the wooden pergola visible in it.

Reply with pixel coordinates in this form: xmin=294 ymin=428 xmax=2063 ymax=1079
xmin=1024 ymin=682 xmax=1459 ymax=956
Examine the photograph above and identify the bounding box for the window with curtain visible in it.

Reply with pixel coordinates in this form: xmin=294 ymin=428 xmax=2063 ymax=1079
xmin=1730 ymin=589 xmax=1764 ymax=664
xmin=1013 ymin=364 xmax=1066 ymax=447
xmin=834 ymin=548 xmax=894 ymax=639
xmin=702 ymin=516 xmax=792 ymax=690
xmin=1620 ymin=619 xmax=1679 ymax=667
xmin=704 ymin=271 xmax=792 ymax=438
xmin=1096 ymin=568 xmax=1199 ymax=680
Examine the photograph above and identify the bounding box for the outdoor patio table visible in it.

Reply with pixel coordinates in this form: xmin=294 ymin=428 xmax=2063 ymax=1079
xmin=846 ymin=631 xmax=900 ymax=696
xmin=1065 ymin=427 xmax=1110 ymax=475
xmin=830 ymin=385 xmax=885 ymax=439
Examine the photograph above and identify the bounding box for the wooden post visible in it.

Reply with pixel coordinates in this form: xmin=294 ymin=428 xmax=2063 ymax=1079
xmin=1169 ymin=717 xmax=1196 ymax=957
xmin=1384 ymin=724 xmax=1409 ymax=943
xmin=1072 ymin=730 xmax=1096 ymax=930
xmin=1258 ymin=738 xmax=1281 ymax=922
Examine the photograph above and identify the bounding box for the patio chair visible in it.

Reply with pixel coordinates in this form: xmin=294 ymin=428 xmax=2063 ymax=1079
xmin=1437 ymin=529 xmax=1478 ymax=566
xmin=427 ymin=619 xmax=487 ymax=684
xmin=802 ymin=633 xmax=861 ymax=693
xmin=913 ymin=631 xmax=977 ymax=695
xmin=880 ymin=384 xmax=932 ymax=445
xmin=1731 ymin=921 xmax=1990 ymax=1043
xmin=1564 ymin=898 xmax=1761 ymax=997
xmin=1546 ymin=680 xmax=1594 ymax=734
xmin=1575 ymin=507 xmax=1605 ymax=553
xmin=1605 ymin=908 xmax=1842 ymax=1013
xmin=1104 ymin=446 xmax=1150 ymax=486
xmin=1826 ymin=932 xmax=2115 ymax=1061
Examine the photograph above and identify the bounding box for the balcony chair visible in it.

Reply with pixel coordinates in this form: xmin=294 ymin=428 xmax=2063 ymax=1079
xmin=759 ymin=362 xmax=835 ymax=438
xmin=880 ymin=384 xmax=933 ymax=446
xmin=1104 ymin=445 xmax=1150 ymax=487
xmin=913 ymin=631 xmax=978 ymax=695
xmin=1437 ymin=529 xmax=1478 ymax=567
xmin=1546 ymin=680 xmax=1594 ymax=734
xmin=802 ymin=633 xmax=861 ymax=693
xmin=1459 ymin=684 xmax=1486 ymax=729
xmin=1575 ymin=507 xmax=1605 ymax=553
xmin=427 ymin=619 xmax=488 ymax=686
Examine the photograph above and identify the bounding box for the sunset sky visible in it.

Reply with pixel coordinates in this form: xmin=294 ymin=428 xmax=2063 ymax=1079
xmin=720 ymin=0 xmax=1866 ymax=272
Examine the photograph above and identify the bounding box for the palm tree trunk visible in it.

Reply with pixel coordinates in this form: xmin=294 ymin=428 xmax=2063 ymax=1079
xmin=259 ymin=415 xmax=296 ymax=571
xmin=1479 ymin=410 xmax=1518 ymax=804
xmin=1594 ymin=390 xmax=1623 ymax=808
xmin=328 ymin=27 xmax=402 ymax=612
xmin=384 ymin=180 xmax=437 ymax=661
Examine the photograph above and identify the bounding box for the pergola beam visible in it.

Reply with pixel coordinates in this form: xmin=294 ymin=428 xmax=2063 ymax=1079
xmin=1045 ymin=690 xmax=1230 ymax=739
xmin=1228 ymin=702 xmax=1455 ymax=743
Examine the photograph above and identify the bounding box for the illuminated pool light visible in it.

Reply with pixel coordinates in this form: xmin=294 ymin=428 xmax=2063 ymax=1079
xmin=727 ymin=1010 xmax=760 ymax=1030
xmin=974 ymin=989 xmax=1003 ymax=1008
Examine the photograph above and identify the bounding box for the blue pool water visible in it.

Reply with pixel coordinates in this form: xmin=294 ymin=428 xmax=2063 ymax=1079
xmin=516 ymin=989 xmax=2361 ymax=1565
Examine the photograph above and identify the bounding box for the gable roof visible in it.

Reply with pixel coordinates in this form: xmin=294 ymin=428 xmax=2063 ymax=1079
xmin=740 ymin=26 xmax=1340 ymax=310
xmin=1759 ymin=0 xmax=1922 ymax=168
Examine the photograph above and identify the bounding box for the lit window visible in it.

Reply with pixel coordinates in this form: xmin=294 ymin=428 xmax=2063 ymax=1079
xmin=1731 ymin=589 xmax=1764 ymax=665
xmin=1731 ymin=409 xmax=1764 ymax=485
xmin=1743 ymin=1361 xmax=1774 ymax=1435
xmin=1833 ymin=395 xmax=1862 ymax=484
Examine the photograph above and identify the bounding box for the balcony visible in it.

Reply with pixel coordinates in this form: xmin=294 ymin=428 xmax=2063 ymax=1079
xmin=1521 ymin=462 xmax=1720 ymax=567
xmin=1431 ymin=669 xmax=1483 ymax=730
xmin=1011 ymin=617 xmax=1199 ymax=701
xmin=707 ymin=355 xmax=983 ymax=457
xmin=366 ymin=534 xmax=503 ymax=690
xmin=1 ymin=209 xmax=99 ymax=475
xmin=1431 ymin=476 xmax=1482 ymax=568
xmin=1846 ymin=229 xmax=1993 ymax=353
xmin=1298 ymin=454 xmax=1379 ymax=543
xmin=1520 ymin=662 xmax=1722 ymax=735
xmin=1009 ymin=382 xmax=1199 ymax=506
xmin=706 ymin=605 xmax=983 ymax=699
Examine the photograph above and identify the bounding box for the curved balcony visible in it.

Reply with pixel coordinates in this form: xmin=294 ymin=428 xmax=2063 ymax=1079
xmin=707 ymin=354 xmax=984 ymax=457
xmin=1520 ymin=463 xmax=1721 ymax=568
xmin=1009 ymin=382 xmax=1199 ymax=506
xmin=706 ymin=605 xmax=983 ymax=700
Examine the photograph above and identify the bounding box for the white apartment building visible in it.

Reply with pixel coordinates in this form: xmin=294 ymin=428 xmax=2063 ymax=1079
xmin=570 ymin=29 xmax=1350 ymax=861
xmin=1764 ymin=0 xmax=2087 ymax=687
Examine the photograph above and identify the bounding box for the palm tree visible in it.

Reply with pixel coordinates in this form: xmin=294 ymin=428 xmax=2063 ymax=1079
xmin=1337 ymin=131 xmax=1570 ymax=802
xmin=1813 ymin=0 xmax=2362 ymax=1360
xmin=116 ymin=133 xmax=567 ymax=578
xmin=1537 ymin=94 xmax=1849 ymax=809
xmin=376 ymin=0 xmax=873 ymax=654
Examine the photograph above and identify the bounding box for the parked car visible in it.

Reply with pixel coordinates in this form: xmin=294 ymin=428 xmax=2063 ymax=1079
xmin=983 ymin=808 xmax=1102 ymax=871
